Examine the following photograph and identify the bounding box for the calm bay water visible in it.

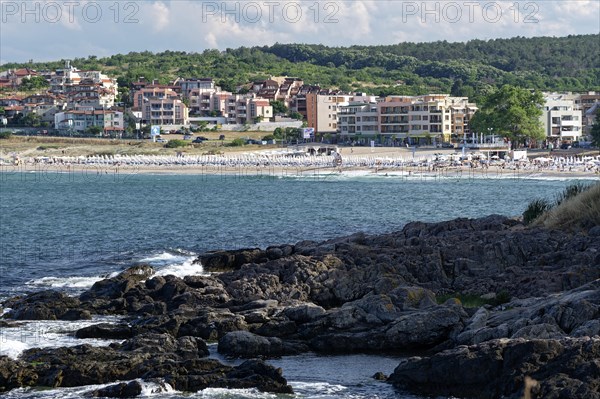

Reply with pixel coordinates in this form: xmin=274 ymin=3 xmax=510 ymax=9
xmin=0 ymin=170 xmax=593 ymax=398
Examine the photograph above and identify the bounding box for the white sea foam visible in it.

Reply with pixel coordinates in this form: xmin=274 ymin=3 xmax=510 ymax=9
xmin=1 ymin=379 xmax=178 ymax=398
xmin=0 ymin=339 xmax=29 ymax=359
xmin=141 ymin=251 xmax=205 ymax=278
xmin=154 ymin=257 xmax=205 ymax=278
xmin=195 ymin=388 xmax=277 ymax=398
xmin=291 ymin=381 xmax=347 ymax=394
xmin=0 ymin=317 xmax=123 ymax=359
xmin=25 ymin=251 xmax=203 ymax=292
xmin=25 ymin=274 xmax=118 ymax=290
xmin=140 ymin=379 xmax=177 ymax=395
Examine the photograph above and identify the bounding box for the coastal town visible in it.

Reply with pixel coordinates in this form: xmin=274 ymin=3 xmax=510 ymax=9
xmin=1 ymin=62 xmax=599 ymax=176
xmin=1 ymin=62 xmax=598 ymax=149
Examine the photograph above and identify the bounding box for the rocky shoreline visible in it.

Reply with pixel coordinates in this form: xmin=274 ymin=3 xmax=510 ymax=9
xmin=2 ymin=215 xmax=600 ymax=398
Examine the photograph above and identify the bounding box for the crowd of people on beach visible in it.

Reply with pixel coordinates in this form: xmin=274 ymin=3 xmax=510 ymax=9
xmin=2 ymin=151 xmax=600 ymax=175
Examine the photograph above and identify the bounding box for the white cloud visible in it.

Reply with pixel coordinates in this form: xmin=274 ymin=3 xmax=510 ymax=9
xmin=147 ymin=1 xmax=170 ymax=32
xmin=0 ymin=0 xmax=598 ymax=63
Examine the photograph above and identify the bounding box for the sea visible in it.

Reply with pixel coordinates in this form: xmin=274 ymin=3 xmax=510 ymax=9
xmin=0 ymin=168 xmax=596 ymax=399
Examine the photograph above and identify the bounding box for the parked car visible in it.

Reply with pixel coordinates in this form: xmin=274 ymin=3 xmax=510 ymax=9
xmin=183 ymin=134 xmax=193 ymax=140
xmin=192 ymin=137 xmax=207 ymax=143
xmin=156 ymin=138 xmax=168 ymax=143
xmin=560 ymin=143 xmax=572 ymax=150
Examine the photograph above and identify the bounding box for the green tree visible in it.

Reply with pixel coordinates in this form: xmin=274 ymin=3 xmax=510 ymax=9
xmin=591 ymin=110 xmax=600 ymax=148
xmin=19 ymin=76 xmax=49 ymax=91
xmin=22 ymin=112 xmax=42 ymax=127
xmin=86 ymin=126 xmax=103 ymax=136
xmin=289 ymin=111 xmax=303 ymax=120
xmin=270 ymin=100 xmax=288 ymax=114
xmin=470 ymin=85 xmax=544 ymax=149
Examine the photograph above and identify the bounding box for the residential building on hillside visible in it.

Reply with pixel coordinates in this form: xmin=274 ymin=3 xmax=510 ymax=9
xmin=305 ymin=92 xmax=377 ymax=134
xmin=141 ymin=98 xmax=189 ymax=126
xmin=133 ymin=87 xmax=180 ymax=110
xmin=174 ymin=78 xmax=216 ymax=99
xmin=249 ymin=77 xmax=303 ymax=108
xmin=223 ymin=94 xmax=272 ymax=124
xmin=0 ymin=68 xmax=39 ymax=88
xmin=540 ymin=93 xmax=582 ymax=144
xmin=376 ymin=95 xmax=477 ymax=144
xmin=50 ymin=61 xmax=117 ymax=98
xmin=55 ymin=108 xmax=124 ymax=134
xmin=575 ymin=92 xmax=600 ymax=138
xmin=338 ymin=102 xmax=379 ymax=139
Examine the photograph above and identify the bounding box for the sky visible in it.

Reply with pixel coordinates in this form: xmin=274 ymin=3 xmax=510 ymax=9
xmin=0 ymin=0 xmax=599 ymax=64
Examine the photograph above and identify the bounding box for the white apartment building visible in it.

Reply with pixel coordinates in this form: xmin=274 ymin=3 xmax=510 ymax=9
xmin=223 ymin=94 xmax=272 ymax=124
xmin=306 ymin=93 xmax=377 ymax=134
xmin=142 ymin=98 xmax=189 ymax=126
xmin=338 ymin=102 xmax=379 ymax=139
xmin=55 ymin=109 xmax=124 ymax=134
xmin=377 ymin=95 xmax=477 ymax=144
xmin=540 ymin=94 xmax=582 ymax=143
xmin=50 ymin=61 xmax=118 ymax=98
xmin=188 ymin=91 xmax=273 ymax=124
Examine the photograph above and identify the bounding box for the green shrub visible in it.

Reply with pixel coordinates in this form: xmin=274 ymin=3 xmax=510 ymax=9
xmin=165 ymin=139 xmax=188 ymax=148
xmin=37 ymin=145 xmax=60 ymax=150
xmin=0 ymin=131 xmax=13 ymax=139
xmin=523 ymin=198 xmax=552 ymax=224
xmin=229 ymin=138 xmax=246 ymax=147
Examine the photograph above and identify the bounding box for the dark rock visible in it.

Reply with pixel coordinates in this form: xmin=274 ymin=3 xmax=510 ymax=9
xmin=4 ymin=290 xmax=82 ymax=320
xmin=87 ymin=380 xmax=142 ymax=397
xmin=196 ymin=248 xmax=268 ymax=272
xmin=283 ymin=304 xmax=326 ymax=324
xmin=225 ymin=360 xmax=293 ymax=393
xmin=178 ymin=309 xmax=247 ymax=340
xmin=218 ymin=331 xmax=285 ymax=357
xmin=389 ymin=337 xmax=600 ymax=399
xmin=80 ymin=265 xmax=154 ymax=301
xmin=372 ymin=372 xmax=388 ymax=380
xmin=76 ymin=323 xmax=134 ymax=340
xmin=588 ymin=226 xmax=600 ymax=236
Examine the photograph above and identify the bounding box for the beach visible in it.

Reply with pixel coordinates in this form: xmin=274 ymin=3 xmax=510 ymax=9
xmin=2 ymin=145 xmax=598 ymax=180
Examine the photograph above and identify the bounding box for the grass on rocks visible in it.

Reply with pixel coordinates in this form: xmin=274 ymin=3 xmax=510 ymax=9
xmin=436 ymin=291 xmax=511 ymax=308
xmin=533 ymin=183 xmax=600 ymax=230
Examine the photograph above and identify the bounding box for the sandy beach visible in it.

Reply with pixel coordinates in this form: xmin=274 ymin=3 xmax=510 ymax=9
xmin=1 ymin=137 xmax=599 ymax=180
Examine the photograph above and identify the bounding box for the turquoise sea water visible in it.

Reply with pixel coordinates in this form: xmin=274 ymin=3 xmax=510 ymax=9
xmin=0 ymin=170 xmax=595 ymax=398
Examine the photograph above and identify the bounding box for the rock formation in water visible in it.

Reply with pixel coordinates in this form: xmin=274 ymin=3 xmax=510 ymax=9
xmin=2 ymin=211 xmax=599 ymax=397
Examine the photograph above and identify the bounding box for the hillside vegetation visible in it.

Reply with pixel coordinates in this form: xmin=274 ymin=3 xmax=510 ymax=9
xmin=2 ymin=35 xmax=599 ymax=99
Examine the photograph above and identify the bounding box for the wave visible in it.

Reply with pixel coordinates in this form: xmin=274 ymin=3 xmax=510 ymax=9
xmin=0 ymin=317 xmax=123 ymax=359
xmin=26 ymin=273 xmax=119 ymax=290
xmin=25 ymin=250 xmax=204 ymax=293
xmin=153 ymin=256 xmax=205 ymax=278
xmin=194 ymin=388 xmax=278 ymax=398
xmin=140 ymin=251 xmax=205 ymax=278
xmin=1 ymin=379 xmax=176 ymax=398
xmin=291 ymin=381 xmax=348 ymax=394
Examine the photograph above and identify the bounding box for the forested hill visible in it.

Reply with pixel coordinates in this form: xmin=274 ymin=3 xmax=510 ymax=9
xmin=2 ymin=34 xmax=599 ymax=99
xmin=260 ymin=35 xmax=598 ymax=77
